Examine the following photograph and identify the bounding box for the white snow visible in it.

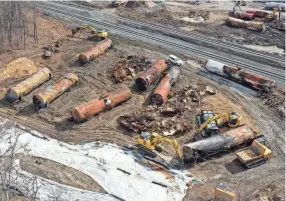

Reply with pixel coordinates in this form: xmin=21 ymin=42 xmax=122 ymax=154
xmin=0 ymin=119 xmax=191 ymax=201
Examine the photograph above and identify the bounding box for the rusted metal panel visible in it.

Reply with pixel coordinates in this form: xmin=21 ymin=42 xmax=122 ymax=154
xmin=183 ymin=125 xmax=260 ymax=161
xmin=151 ymin=66 xmax=181 ymax=105
xmin=135 ymin=59 xmax=167 ymax=90
xmin=33 ymin=73 xmax=78 ymax=109
xmin=222 ymin=65 xmax=276 ymax=91
xmin=79 ymin=38 xmax=112 ymax=65
xmin=71 ymin=87 xmax=131 ymax=122
xmin=6 ymin=68 xmax=52 ymax=102
xmin=225 ymin=17 xmax=265 ymax=32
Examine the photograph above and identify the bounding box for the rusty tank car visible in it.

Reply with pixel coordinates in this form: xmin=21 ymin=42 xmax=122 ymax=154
xmin=6 ymin=68 xmax=52 ymax=102
xmin=151 ymin=66 xmax=181 ymax=105
xmin=33 ymin=73 xmax=78 ymax=109
xmin=205 ymin=59 xmax=276 ymax=91
xmin=135 ymin=59 xmax=167 ymax=90
xmin=183 ymin=125 xmax=261 ymax=162
xmin=79 ymin=38 xmax=112 ymax=65
xmin=71 ymin=87 xmax=132 ymax=122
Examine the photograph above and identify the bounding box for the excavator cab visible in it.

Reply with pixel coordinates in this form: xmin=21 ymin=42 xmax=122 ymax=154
xmin=196 ymin=110 xmax=220 ymax=138
xmin=195 ymin=110 xmax=242 ymax=140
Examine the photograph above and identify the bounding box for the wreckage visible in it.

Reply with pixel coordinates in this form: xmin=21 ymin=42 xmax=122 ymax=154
xmin=71 ymin=87 xmax=132 ymax=122
xmin=110 ymin=55 xmax=152 ymax=82
xmin=151 ymin=66 xmax=181 ymax=105
xmin=205 ymin=59 xmax=276 ymax=91
xmin=183 ymin=125 xmax=260 ymax=161
xmin=135 ymin=59 xmax=167 ymax=90
xmin=117 ymin=84 xmax=215 ymax=136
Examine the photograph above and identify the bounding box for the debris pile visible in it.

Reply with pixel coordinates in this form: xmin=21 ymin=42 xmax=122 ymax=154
xmin=118 ymin=84 xmax=216 ymax=136
xmin=42 ymin=38 xmax=66 ymax=58
xmin=0 ymin=57 xmax=38 ymax=82
xmin=257 ymin=89 xmax=285 ymax=108
xmin=110 ymin=55 xmax=151 ymax=82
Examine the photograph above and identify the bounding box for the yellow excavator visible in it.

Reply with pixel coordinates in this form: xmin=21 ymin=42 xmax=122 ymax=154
xmin=137 ymin=132 xmax=182 ymax=159
xmin=71 ymin=25 xmax=108 ymax=40
xmin=195 ymin=110 xmax=242 ymax=139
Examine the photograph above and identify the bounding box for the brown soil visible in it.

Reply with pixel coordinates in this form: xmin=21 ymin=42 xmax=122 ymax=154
xmin=0 ymin=9 xmax=284 ymax=201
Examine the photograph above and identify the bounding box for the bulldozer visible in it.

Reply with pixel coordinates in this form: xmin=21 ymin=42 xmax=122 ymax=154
xmin=137 ymin=132 xmax=182 ymax=159
xmin=71 ymin=25 xmax=108 ymax=40
xmin=235 ymin=137 xmax=272 ymax=168
xmin=194 ymin=110 xmax=242 ymax=140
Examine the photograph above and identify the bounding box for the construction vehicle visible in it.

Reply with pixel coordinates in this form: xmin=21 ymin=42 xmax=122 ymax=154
xmin=265 ymin=8 xmax=280 ymax=21
xmin=195 ymin=110 xmax=242 ymax=139
xmin=235 ymin=137 xmax=272 ymax=168
xmin=214 ymin=184 xmax=237 ymax=201
xmin=71 ymin=26 xmax=108 ymax=40
xmin=137 ymin=132 xmax=182 ymax=159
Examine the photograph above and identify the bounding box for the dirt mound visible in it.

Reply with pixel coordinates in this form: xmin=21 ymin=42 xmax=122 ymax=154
xmin=0 ymin=57 xmax=37 ymax=82
xmin=125 ymin=0 xmax=155 ymax=8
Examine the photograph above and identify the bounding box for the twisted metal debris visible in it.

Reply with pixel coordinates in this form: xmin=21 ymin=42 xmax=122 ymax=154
xmin=110 ymin=55 xmax=151 ymax=82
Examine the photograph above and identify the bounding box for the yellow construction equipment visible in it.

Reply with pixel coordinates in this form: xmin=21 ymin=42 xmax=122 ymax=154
xmin=137 ymin=132 xmax=182 ymax=159
xmin=195 ymin=110 xmax=242 ymax=139
xmin=235 ymin=137 xmax=272 ymax=168
xmin=265 ymin=8 xmax=280 ymax=20
xmin=71 ymin=26 xmax=108 ymax=40
xmin=214 ymin=184 xmax=237 ymax=201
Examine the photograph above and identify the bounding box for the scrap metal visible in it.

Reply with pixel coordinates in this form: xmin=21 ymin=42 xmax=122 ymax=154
xmin=118 ymin=84 xmax=213 ymax=136
xmin=151 ymin=66 xmax=181 ymax=105
xmin=79 ymin=38 xmax=113 ymax=65
xmin=71 ymin=87 xmax=132 ymax=122
xmin=135 ymin=59 xmax=167 ymax=90
xmin=6 ymin=68 xmax=52 ymax=102
xmin=183 ymin=125 xmax=260 ymax=162
xmin=110 ymin=55 xmax=151 ymax=82
xmin=33 ymin=73 xmax=78 ymax=109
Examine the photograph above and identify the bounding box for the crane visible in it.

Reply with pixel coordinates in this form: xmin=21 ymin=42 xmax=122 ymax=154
xmin=195 ymin=110 xmax=242 ymax=139
xmin=137 ymin=132 xmax=182 ymax=159
xmin=71 ymin=25 xmax=108 ymax=40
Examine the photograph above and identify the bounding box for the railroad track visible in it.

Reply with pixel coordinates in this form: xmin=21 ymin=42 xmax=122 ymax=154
xmin=37 ymin=4 xmax=285 ymax=83
xmin=54 ymin=1 xmax=285 ymax=66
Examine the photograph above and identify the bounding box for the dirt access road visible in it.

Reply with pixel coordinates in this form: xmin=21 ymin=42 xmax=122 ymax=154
xmin=0 ymin=5 xmax=284 ymax=201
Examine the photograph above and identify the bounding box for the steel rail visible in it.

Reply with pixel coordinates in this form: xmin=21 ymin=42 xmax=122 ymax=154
xmin=37 ymin=5 xmax=284 ymax=82
xmin=55 ymin=1 xmax=285 ymax=64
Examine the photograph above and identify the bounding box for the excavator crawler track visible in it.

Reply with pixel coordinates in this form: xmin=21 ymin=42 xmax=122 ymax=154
xmin=245 ymin=158 xmax=268 ymax=169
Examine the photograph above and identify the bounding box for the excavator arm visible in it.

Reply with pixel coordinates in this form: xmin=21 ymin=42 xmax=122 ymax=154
xmin=151 ymin=134 xmax=182 ymax=159
xmin=71 ymin=26 xmax=97 ymax=36
xmin=197 ymin=112 xmax=242 ymax=133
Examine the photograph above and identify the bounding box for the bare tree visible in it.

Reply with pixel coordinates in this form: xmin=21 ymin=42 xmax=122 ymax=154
xmin=0 ymin=121 xmax=38 ymax=201
xmin=0 ymin=2 xmax=27 ymax=51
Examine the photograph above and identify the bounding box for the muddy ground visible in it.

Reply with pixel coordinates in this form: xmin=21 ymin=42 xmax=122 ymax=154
xmin=0 ymin=10 xmax=284 ymax=201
